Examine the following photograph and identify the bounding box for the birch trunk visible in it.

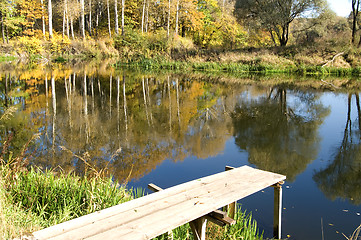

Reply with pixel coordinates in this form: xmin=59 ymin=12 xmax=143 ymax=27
xmin=121 ymin=0 xmax=125 ymax=36
xmin=107 ymin=0 xmax=111 ymax=37
xmin=65 ymin=0 xmax=70 ymax=38
xmin=70 ymin=17 xmax=74 ymax=39
xmin=62 ymin=9 xmax=66 ymax=37
xmin=175 ymin=0 xmax=179 ymax=35
xmin=145 ymin=0 xmax=149 ymax=32
xmin=41 ymin=0 xmax=46 ymax=38
xmin=80 ymin=0 xmax=86 ymax=39
xmin=141 ymin=0 xmax=146 ymax=33
xmin=167 ymin=0 xmax=171 ymax=37
xmin=48 ymin=0 xmax=53 ymax=38
xmin=115 ymin=0 xmax=119 ymax=35
xmin=89 ymin=0 xmax=92 ymax=35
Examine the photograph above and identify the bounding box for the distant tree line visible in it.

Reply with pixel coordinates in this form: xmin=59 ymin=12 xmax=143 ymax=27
xmin=0 ymin=0 xmax=357 ymax=48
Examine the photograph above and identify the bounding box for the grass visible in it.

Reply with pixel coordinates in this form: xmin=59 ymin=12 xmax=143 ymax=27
xmin=0 ymin=165 xmax=263 ymax=240
xmin=0 ymin=166 xmax=135 ymax=239
xmin=117 ymin=56 xmax=361 ymax=77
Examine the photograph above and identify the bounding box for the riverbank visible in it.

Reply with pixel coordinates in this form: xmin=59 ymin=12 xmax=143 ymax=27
xmin=1 ymin=34 xmax=361 ymax=77
xmin=117 ymin=42 xmax=361 ymax=76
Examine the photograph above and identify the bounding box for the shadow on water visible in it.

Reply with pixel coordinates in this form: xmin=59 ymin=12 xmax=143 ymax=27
xmin=231 ymin=87 xmax=330 ymax=181
xmin=314 ymin=92 xmax=361 ymax=205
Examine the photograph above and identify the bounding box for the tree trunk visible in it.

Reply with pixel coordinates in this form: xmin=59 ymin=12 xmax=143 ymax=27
xmin=80 ymin=0 xmax=86 ymax=39
xmin=41 ymin=0 xmax=46 ymax=38
xmin=62 ymin=8 xmax=66 ymax=38
xmin=121 ymin=0 xmax=125 ymax=36
xmin=5 ymin=25 xmax=8 ymax=43
xmin=175 ymin=0 xmax=179 ymax=35
xmin=89 ymin=0 xmax=92 ymax=35
xmin=352 ymin=0 xmax=360 ymax=44
xmin=115 ymin=0 xmax=119 ymax=35
xmin=66 ymin=4 xmax=70 ymax=38
xmin=70 ymin=17 xmax=75 ymax=39
xmin=107 ymin=0 xmax=111 ymax=37
xmin=96 ymin=1 xmax=100 ymax=37
xmin=48 ymin=0 xmax=53 ymax=38
xmin=141 ymin=0 xmax=146 ymax=33
xmin=1 ymin=14 xmax=5 ymax=43
xmin=167 ymin=0 xmax=171 ymax=37
xmin=145 ymin=0 xmax=149 ymax=32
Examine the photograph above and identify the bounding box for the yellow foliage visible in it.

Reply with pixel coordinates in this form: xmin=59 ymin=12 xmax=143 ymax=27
xmin=50 ymin=33 xmax=71 ymax=55
xmin=17 ymin=36 xmax=44 ymax=56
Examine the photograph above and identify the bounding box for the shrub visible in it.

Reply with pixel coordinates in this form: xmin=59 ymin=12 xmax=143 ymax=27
xmin=17 ymin=36 xmax=44 ymax=57
xmin=50 ymin=33 xmax=71 ymax=55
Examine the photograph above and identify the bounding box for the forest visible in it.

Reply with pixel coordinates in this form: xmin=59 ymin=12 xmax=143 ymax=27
xmin=0 ymin=0 xmax=359 ymax=63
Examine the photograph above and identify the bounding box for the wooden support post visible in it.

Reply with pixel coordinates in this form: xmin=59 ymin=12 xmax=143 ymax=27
xmin=272 ymin=181 xmax=284 ymax=239
xmin=224 ymin=166 xmax=236 ymax=219
xmin=189 ymin=217 xmax=207 ymax=240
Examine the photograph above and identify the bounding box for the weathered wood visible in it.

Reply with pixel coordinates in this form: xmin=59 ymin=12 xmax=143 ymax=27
xmin=273 ymin=181 xmax=283 ymax=239
xmin=209 ymin=209 xmax=226 ymax=219
xmin=148 ymin=183 xmax=163 ymax=192
xmin=32 ymin=166 xmax=286 ymax=240
xmin=189 ymin=217 xmax=207 ymax=240
xmin=207 ymin=210 xmax=236 ymax=226
xmin=225 ymin=165 xmax=235 ymax=171
xmin=225 ymin=166 xmax=236 ymax=219
xmin=147 ymin=183 xmax=173 ymax=240
xmin=148 ymin=184 xmax=233 ymax=229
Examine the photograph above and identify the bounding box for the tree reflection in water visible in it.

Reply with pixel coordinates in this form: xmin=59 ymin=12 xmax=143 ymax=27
xmin=3 ymin=70 xmax=242 ymax=183
xmin=314 ymin=93 xmax=361 ymax=205
xmin=231 ymin=87 xmax=330 ymax=181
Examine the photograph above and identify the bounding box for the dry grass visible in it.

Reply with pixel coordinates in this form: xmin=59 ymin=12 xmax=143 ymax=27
xmin=343 ymin=224 xmax=361 ymax=240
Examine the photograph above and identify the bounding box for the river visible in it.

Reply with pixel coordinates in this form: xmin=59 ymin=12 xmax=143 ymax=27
xmin=1 ymin=63 xmax=360 ymax=239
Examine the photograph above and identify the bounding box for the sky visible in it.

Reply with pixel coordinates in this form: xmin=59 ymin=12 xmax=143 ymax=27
xmin=328 ymin=0 xmax=350 ymax=17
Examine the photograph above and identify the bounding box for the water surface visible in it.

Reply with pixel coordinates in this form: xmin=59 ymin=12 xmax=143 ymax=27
xmin=1 ymin=65 xmax=360 ymax=239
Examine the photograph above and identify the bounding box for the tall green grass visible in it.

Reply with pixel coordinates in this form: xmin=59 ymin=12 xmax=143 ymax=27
xmin=6 ymin=167 xmax=133 ymax=227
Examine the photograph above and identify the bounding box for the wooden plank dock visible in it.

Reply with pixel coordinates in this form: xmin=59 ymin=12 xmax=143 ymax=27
xmin=31 ymin=165 xmax=286 ymax=240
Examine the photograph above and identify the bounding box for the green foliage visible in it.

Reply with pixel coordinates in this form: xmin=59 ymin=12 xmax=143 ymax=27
xmin=6 ymin=168 xmax=132 ymax=227
xmin=0 ymin=167 xmax=43 ymax=239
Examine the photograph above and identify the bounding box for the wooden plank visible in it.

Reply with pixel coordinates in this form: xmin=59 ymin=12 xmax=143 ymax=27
xmin=225 ymin=166 xmax=236 ymax=219
xmin=148 ymin=183 xmax=163 ymax=192
xmin=189 ymin=217 xmax=207 ymax=240
xmin=32 ymin=166 xmax=286 ymax=240
xmin=148 ymin=184 xmax=231 ymax=227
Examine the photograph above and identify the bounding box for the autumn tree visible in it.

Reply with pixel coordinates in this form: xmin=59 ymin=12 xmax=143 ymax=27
xmin=17 ymin=0 xmax=43 ymax=36
xmin=235 ymin=0 xmax=325 ymax=46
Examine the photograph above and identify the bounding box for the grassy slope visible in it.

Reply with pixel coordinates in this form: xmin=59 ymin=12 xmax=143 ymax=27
xmin=0 ymin=167 xmax=262 ymax=240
